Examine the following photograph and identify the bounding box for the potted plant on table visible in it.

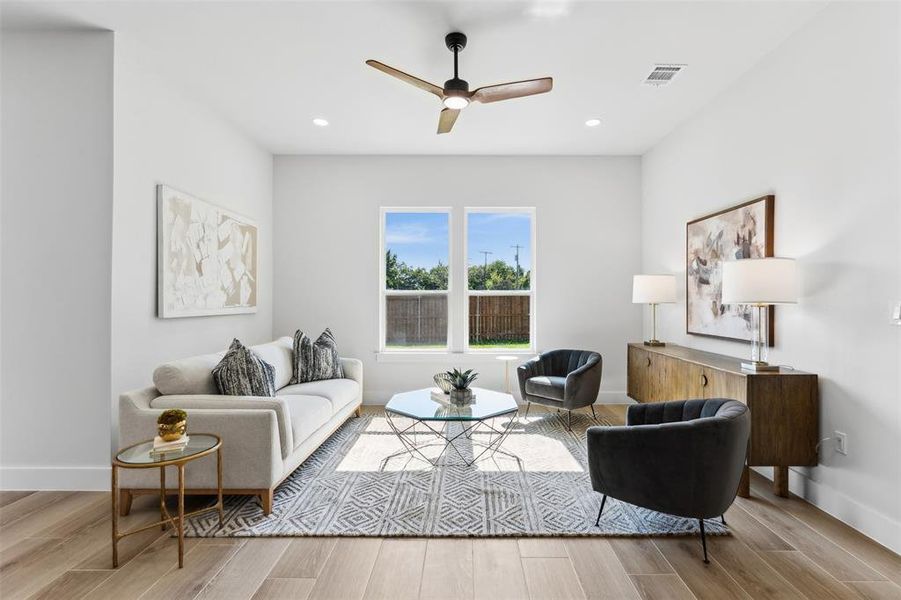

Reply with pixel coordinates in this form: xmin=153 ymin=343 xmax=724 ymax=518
xmin=157 ymin=409 xmax=187 ymax=441
xmin=446 ymin=368 xmax=478 ymax=405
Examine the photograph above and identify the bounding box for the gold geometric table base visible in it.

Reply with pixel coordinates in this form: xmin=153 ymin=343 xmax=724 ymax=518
xmin=111 ymin=434 xmax=223 ymax=569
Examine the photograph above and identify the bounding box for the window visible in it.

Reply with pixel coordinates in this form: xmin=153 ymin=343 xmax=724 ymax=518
xmin=465 ymin=208 xmax=535 ymax=351
xmin=380 ymin=209 xmax=451 ymax=351
xmin=379 ymin=207 xmax=535 ymax=355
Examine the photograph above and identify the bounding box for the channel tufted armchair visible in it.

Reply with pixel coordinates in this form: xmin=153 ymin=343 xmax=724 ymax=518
xmin=587 ymin=398 xmax=750 ymax=562
xmin=517 ymin=349 xmax=602 ymax=430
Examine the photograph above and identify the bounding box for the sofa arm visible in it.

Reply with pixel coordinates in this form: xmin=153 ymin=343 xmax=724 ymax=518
xmin=517 ymin=357 xmax=542 ymax=399
xmin=340 ymin=357 xmax=363 ymax=389
xmin=118 ymin=396 xmax=282 ymax=491
xmin=564 ymin=355 xmax=602 ymax=408
xmin=587 ymin=423 xmax=697 ymax=515
xmin=151 ymin=394 xmax=293 ymax=459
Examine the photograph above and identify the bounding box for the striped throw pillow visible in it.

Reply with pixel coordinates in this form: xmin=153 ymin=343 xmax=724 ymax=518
xmin=291 ymin=328 xmax=345 ymax=384
xmin=212 ymin=339 xmax=276 ymax=397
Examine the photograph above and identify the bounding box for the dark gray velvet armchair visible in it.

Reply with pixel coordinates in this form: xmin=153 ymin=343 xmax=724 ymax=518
xmin=517 ymin=349 xmax=602 ymax=430
xmin=587 ymin=399 xmax=750 ymax=562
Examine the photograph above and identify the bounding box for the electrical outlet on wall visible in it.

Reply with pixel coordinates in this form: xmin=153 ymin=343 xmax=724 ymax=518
xmin=835 ymin=431 xmax=848 ymax=455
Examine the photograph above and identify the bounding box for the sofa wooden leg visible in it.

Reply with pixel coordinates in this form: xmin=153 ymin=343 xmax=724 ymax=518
xmin=119 ymin=489 xmax=133 ymax=517
xmin=354 ymin=406 xmax=362 ymax=418
xmin=260 ymin=489 xmax=274 ymax=515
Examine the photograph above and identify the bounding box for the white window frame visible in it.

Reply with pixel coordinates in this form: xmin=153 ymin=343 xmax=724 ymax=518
xmin=463 ymin=207 xmax=537 ymax=354
xmin=379 ymin=207 xmax=453 ymax=353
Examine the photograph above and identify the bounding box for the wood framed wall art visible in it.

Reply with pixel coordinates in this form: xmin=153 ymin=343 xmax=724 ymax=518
xmin=686 ymin=195 xmax=774 ymax=345
xmin=157 ymin=185 xmax=258 ymax=318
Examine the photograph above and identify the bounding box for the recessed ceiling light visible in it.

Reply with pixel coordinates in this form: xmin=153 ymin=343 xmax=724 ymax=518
xmin=312 ymin=118 xmax=329 ymax=127
xmin=585 ymin=118 xmax=601 ymax=127
xmin=525 ymin=2 xmax=570 ymax=19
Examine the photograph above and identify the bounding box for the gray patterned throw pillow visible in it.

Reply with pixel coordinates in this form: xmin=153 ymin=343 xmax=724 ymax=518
xmin=212 ymin=339 xmax=277 ymax=397
xmin=291 ymin=328 xmax=345 ymax=384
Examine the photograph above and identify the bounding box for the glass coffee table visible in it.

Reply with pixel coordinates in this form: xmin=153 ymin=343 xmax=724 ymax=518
xmin=384 ymin=387 xmax=519 ymax=467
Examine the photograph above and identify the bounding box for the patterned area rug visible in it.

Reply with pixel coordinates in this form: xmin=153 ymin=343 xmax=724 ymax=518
xmin=185 ymin=412 xmax=729 ymax=538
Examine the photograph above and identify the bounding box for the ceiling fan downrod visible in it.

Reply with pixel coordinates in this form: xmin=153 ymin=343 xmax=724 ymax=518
xmin=444 ymin=32 xmax=468 ymax=93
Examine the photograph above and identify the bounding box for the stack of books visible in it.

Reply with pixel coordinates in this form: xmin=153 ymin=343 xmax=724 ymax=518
xmin=430 ymin=388 xmax=450 ymax=402
xmin=150 ymin=435 xmax=189 ymax=456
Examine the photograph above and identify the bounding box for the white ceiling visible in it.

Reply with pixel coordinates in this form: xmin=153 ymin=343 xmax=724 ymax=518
xmin=2 ymin=1 xmax=826 ymax=155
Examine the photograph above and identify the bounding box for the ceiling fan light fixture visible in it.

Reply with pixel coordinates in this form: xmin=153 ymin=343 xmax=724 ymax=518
xmin=443 ymin=94 xmax=470 ymax=110
xmin=365 ymin=31 xmax=553 ymax=134
xmin=312 ymin=117 xmax=329 ymax=127
xmin=585 ymin=118 xmax=602 ymax=127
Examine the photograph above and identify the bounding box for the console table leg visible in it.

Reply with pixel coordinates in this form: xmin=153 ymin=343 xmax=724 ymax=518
xmin=738 ymin=465 xmax=750 ymax=498
xmin=774 ymin=466 xmax=789 ymax=498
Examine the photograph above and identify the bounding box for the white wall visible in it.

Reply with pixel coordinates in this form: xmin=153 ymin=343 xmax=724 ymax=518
xmin=1 ymin=32 xmax=114 ymax=489
xmin=111 ymin=35 xmax=274 ymax=453
xmin=641 ymin=2 xmax=901 ymax=552
xmin=273 ymin=156 xmax=642 ymax=403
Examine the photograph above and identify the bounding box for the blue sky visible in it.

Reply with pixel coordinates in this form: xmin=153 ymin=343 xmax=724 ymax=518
xmin=385 ymin=211 xmax=531 ymax=270
xmin=385 ymin=212 xmax=449 ymax=269
xmin=467 ymin=212 xmax=531 ymax=271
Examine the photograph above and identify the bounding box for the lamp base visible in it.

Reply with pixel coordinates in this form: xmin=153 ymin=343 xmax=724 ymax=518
xmin=644 ymin=340 xmax=666 ymax=347
xmin=741 ymin=360 xmax=779 ymax=372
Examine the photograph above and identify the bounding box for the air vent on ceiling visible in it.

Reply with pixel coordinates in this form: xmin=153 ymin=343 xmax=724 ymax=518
xmin=644 ymin=64 xmax=685 ymax=86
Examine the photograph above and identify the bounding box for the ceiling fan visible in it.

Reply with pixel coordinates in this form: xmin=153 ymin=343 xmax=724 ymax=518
xmin=366 ymin=32 xmax=553 ymax=134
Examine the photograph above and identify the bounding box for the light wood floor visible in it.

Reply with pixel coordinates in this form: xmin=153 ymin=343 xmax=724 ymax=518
xmin=2 ymin=405 xmax=899 ymax=600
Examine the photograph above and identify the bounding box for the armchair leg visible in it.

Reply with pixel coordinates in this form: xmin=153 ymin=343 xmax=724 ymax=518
xmin=721 ymin=515 xmax=726 ymax=525
xmin=566 ymin=410 xmax=572 ymax=431
xmin=595 ymin=494 xmax=607 ymax=527
xmin=699 ymin=519 xmax=709 ymax=563
xmin=523 ymin=402 xmax=531 ymax=419
xmin=590 ymin=404 xmax=597 ymax=421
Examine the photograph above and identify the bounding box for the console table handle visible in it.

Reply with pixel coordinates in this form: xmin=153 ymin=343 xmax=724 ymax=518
xmin=700 ymin=374 xmax=709 ymax=387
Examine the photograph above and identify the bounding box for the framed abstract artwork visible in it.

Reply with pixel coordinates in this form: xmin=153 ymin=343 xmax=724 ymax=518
xmin=686 ymin=195 xmax=774 ymax=344
xmin=157 ymin=185 xmax=258 ymax=318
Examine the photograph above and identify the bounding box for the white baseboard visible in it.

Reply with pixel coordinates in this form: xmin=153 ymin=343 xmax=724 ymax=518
xmin=363 ymin=390 xmax=629 ymax=405
xmin=1 ymin=466 xmax=111 ymax=491
xmin=752 ymin=466 xmax=901 ymax=555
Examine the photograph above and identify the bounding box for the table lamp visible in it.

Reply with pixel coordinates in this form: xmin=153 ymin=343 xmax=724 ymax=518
xmin=721 ymin=257 xmax=798 ymax=371
xmin=632 ymin=274 xmax=676 ymax=346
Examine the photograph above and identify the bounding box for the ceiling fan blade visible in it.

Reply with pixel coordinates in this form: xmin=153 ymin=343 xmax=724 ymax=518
xmin=471 ymin=77 xmax=553 ymax=104
xmin=365 ymin=60 xmax=444 ymax=98
xmin=437 ymin=108 xmax=460 ymax=134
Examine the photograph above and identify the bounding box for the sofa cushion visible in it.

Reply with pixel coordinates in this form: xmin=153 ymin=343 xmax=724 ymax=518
xmin=212 ymin=339 xmax=277 ymax=397
xmin=525 ymin=375 xmax=566 ymax=401
xmin=278 ymin=378 xmax=360 ymax=414
xmin=152 ymin=338 xmax=292 ymax=396
xmin=153 ymin=352 xmax=224 ymax=396
xmin=281 ymin=394 xmax=333 ymax=449
xmin=291 ymin=329 xmax=345 ymax=384
xmin=251 ymin=337 xmax=293 ymax=390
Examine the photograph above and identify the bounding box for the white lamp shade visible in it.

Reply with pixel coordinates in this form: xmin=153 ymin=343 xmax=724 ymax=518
xmin=632 ymin=274 xmax=676 ymax=304
xmin=721 ymin=258 xmax=798 ymax=305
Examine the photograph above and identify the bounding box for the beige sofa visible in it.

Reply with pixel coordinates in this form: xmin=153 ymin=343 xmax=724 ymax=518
xmin=118 ymin=336 xmax=362 ymax=515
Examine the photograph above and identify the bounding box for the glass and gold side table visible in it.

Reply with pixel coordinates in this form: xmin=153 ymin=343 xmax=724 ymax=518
xmin=111 ymin=433 xmax=223 ymax=568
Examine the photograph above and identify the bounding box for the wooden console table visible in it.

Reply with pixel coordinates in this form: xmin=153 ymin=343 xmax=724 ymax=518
xmin=627 ymin=343 xmax=818 ymax=497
